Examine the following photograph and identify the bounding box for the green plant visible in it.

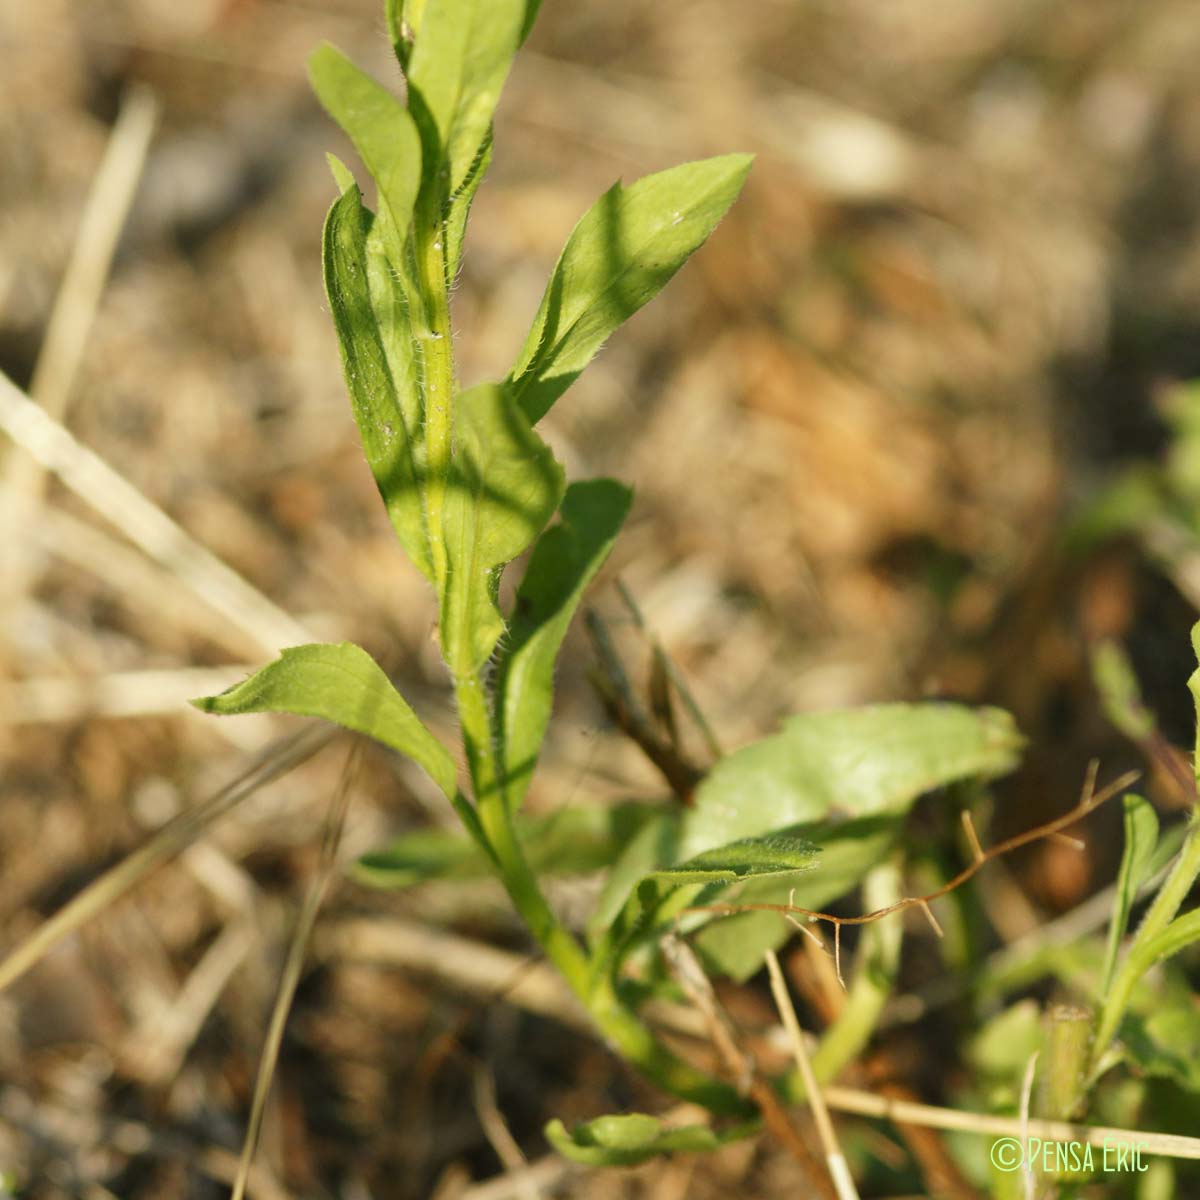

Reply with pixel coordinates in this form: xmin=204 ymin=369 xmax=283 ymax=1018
xmin=186 ymin=2 xmax=1200 ymax=1193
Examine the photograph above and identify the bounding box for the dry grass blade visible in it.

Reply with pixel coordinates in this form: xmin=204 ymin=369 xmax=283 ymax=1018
xmin=25 ymin=85 xmax=158 ymax=426
xmin=1019 ymin=1051 xmax=1039 ymax=1200
xmin=34 ymin=505 xmax=278 ymax=658
xmin=2 ymin=84 xmax=158 ymax=622
xmin=765 ymin=949 xmax=860 ymax=1200
xmin=0 ymin=725 xmax=332 ymax=994
xmin=6 ymin=665 xmax=261 ymax=724
xmin=0 ymin=370 xmax=313 ymax=655
xmin=230 ymin=739 xmax=359 ymax=1200
xmin=820 ymin=1085 xmax=1200 ymax=1161
xmin=125 ymin=918 xmax=257 ymax=1084
xmin=661 ymin=933 xmax=837 ymax=1199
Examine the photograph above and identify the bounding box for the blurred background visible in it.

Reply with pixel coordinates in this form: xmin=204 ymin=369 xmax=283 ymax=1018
xmin=4 ymin=0 xmax=1200 ymax=1195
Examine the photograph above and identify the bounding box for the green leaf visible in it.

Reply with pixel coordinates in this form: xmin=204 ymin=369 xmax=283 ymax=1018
xmin=661 ymin=704 xmax=1020 ymax=980
xmin=406 ymin=0 xmax=526 ymax=197
xmin=544 ymin=1112 xmax=756 ymax=1167
xmin=1121 ymin=985 xmax=1200 ymax=1091
xmin=496 ymin=479 xmax=631 ymax=810
xmin=1093 ymin=641 xmax=1157 ymax=743
xmin=600 ymin=829 xmax=820 ymax=975
xmin=191 ymin=643 xmax=456 ymax=798
xmin=969 ymin=999 xmax=1043 ymax=1080
xmin=322 ymin=186 xmax=432 ymax=579
xmin=693 ymin=815 xmax=900 ymax=981
xmin=508 ymin=154 xmax=752 ymax=425
xmin=1102 ymin=794 xmax=1159 ymax=993
xmin=679 ymin=702 xmax=1023 ymax=862
xmin=649 ymin=831 xmax=819 ymax=887
xmin=354 ymin=800 xmax=661 ymax=888
xmin=440 ymin=383 xmax=565 ymax=676
xmin=1130 ymin=906 xmax=1200 ymax=973
xmin=326 ymin=152 xmax=357 ymax=195
xmin=308 ymin=44 xmax=422 ymax=263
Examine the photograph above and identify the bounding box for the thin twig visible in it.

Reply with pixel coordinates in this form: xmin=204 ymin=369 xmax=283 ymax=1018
xmin=0 ymin=726 xmax=332 ymax=994
xmin=231 ymin=739 xmax=359 ymax=1200
xmin=765 ymin=949 xmax=860 ymax=1200
xmin=584 ymin=607 xmax=704 ymax=803
xmin=691 ymin=768 xmax=1137 ymax=939
xmin=615 ymin=577 xmax=723 ymax=759
xmin=881 ymin=823 xmax=1187 ymax=1028
xmin=472 ymin=1066 xmax=540 ymax=1200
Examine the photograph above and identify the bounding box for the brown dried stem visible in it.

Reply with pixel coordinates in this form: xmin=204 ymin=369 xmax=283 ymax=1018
xmin=690 ymin=766 xmax=1137 ymax=949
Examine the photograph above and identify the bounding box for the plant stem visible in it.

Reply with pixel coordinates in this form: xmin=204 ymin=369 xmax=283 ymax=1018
xmin=459 ymin=671 xmax=589 ymax=991
xmin=415 ymin=213 xmax=453 ymax=588
xmin=1089 ymin=808 xmax=1200 ymax=1077
xmin=418 ymin=161 xmax=750 ymax=1121
xmin=456 ymin=669 xmax=750 ymax=1113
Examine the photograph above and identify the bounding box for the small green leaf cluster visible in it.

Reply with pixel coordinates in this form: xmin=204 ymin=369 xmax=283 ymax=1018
xmin=196 ymin=0 xmax=751 ymax=823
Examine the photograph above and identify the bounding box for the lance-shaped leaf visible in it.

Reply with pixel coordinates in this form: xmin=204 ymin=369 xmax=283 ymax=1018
xmin=440 ymin=383 xmax=565 ymax=676
xmin=605 ymin=830 xmax=821 ymax=964
xmin=496 ymin=479 xmax=631 ymax=810
xmin=647 ymin=831 xmax=819 ymax=888
xmin=309 ymin=44 xmax=422 ymax=264
xmin=323 ymin=186 xmax=432 ymax=579
xmin=406 ymin=0 xmax=526 ymax=197
xmin=679 ymin=702 xmax=1023 ymax=861
xmin=508 ymin=154 xmax=752 ymax=425
xmin=545 ymin=1112 xmax=756 ymax=1167
xmin=692 ymin=815 xmax=901 ymax=981
xmin=1101 ymin=793 xmax=1159 ymax=993
xmin=355 ymin=800 xmax=659 ymax=888
xmin=192 ymin=643 xmax=456 ymax=799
